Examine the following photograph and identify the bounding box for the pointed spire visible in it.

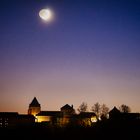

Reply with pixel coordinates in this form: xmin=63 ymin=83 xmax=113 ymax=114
xmin=29 ymin=97 xmax=40 ymax=107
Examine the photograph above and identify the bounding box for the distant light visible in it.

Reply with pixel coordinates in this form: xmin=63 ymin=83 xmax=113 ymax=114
xmin=98 ymin=117 xmax=101 ymax=120
xmin=39 ymin=9 xmax=52 ymax=21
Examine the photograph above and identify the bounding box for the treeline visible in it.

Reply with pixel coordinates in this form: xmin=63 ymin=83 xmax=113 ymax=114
xmin=77 ymin=102 xmax=131 ymax=119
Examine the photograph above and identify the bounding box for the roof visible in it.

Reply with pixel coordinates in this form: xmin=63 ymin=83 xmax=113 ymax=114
xmin=78 ymin=112 xmax=96 ymax=118
xmin=109 ymin=106 xmax=120 ymax=114
xmin=0 ymin=112 xmax=18 ymax=117
xmin=29 ymin=97 xmax=40 ymax=107
xmin=36 ymin=111 xmax=63 ymax=117
xmin=18 ymin=114 xmax=35 ymax=119
xmin=61 ymin=104 xmax=73 ymax=110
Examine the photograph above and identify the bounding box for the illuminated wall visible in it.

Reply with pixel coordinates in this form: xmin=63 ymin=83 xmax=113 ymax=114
xmin=36 ymin=116 xmax=51 ymax=123
xmin=28 ymin=107 xmax=40 ymax=116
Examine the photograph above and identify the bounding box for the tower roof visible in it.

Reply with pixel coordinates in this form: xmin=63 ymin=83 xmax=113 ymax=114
xmin=61 ymin=104 xmax=73 ymax=110
xmin=109 ymin=106 xmax=120 ymax=114
xmin=29 ymin=97 xmax=40 ymax=107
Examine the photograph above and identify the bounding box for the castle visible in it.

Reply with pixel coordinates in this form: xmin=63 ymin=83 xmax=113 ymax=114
xmin=0 ymin=97 xmax=97 ymax=128
xmin=28 ymin=97 xmax=97 ymax=126
xmin=1 ymin=97 xmax=139 ymax=128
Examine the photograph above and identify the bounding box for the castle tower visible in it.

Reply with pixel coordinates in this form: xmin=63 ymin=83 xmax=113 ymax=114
xmin=28 ymin=97 xmax=41 ymax=116
xmin=61 ymin=104 xmax=75 ymax=116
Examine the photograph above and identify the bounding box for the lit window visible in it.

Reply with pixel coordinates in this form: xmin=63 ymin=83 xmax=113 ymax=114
xmin=91 ymin=116 xmax=97 ymax=123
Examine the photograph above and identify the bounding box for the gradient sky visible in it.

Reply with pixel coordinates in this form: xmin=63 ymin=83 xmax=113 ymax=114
xmin=0 ymin=0 xmax=140 ymax=113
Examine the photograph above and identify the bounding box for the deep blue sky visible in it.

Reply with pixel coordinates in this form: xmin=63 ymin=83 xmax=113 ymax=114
xmin=0 ymin=0 xmax=140 ymax=113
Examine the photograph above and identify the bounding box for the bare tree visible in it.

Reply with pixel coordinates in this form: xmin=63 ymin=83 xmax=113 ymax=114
xmin=100 ymin=104 xmax=109 ymax=118
xmin=119 ymin=104 xmax=131 ymax=113
xmin=91 ymin=102 xmax=101 ymax=117
xmin=77 ymin=102 xmax=88 ymax=113
xmin=91 ymin=103 xmax=109 ymax=120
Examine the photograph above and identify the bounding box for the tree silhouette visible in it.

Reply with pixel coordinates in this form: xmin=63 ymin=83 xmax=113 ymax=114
xmin=77 ymin=102 xmax=88 ymax=113
xmin=100 ymin=104 xmax=109 ymax=119
xmin=91 ymin=102 xmax=101 ymax=118
xmin=119 ymin=104 xmax=131 ymax=113
xmin=91 ymin=102 xmax=109 ymax=119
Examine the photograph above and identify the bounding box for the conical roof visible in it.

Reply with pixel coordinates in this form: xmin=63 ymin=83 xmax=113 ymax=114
xmin=61 ymin=104 xmax=72 ymax=110
xmin=109 ymin=106 xmax=120 ymax=114
xmin=29 ymin=97 xmax=40 ymax=107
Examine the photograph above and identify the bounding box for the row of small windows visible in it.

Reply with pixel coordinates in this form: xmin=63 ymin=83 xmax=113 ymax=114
xmin=0 ymin=118 xmax=9 ymax=128
xmin=0 ymin=122 xmax=9 ymax=127
xmin=0 ymin=122 xmax=8 ymax=124
xmin=0 ymin=118 xmax=9 ymax=120
xmin=0 ymin=126 xmax=7 ymax=127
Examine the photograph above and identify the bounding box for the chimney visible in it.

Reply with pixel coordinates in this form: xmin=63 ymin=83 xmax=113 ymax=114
xmin=71 ymin=104 xmax=73 ymax=108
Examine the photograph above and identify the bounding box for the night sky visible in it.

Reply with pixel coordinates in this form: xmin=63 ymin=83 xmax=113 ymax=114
xmin=0 ymin=0 xmax=140 ymax=113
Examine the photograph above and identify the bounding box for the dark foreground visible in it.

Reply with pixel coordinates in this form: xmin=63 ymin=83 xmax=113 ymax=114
xmin=1 ymin=119 xmax=140 ymax=140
